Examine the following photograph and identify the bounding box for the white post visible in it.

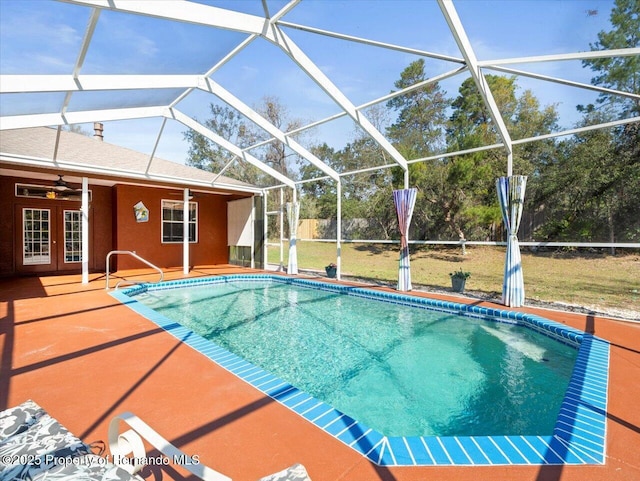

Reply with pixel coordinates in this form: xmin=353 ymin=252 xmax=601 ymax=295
xmin=183 ymin=188 xmax=189 ymax=275
xmin=250 ymin=196 xmax=255 ymax=269
xmin=337 ymin=179 xmax=342 ymax=280
xmin=279 ymin=187 xmax=284 ymax=270
xmin=81 ymin=177 xmax=89 ymax=284
xmin=264 ymin=190 xmax=268 ymax=270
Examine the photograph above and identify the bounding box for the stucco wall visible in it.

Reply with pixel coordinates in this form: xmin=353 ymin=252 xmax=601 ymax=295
xmin=0 ymin=175 xmax=112 ymax=277
xmin=0 ymin=175 xmax=249 ymax=276
xmin=113 ymin=185 xmax=236 ymax=270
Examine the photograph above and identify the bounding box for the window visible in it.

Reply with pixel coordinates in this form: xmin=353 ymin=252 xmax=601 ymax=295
xmin=23 ymin=208 xmax=50 ymax=265
xmin=162 ymin=200 xmax=197 ymax=243
xmin=64 ymin=210 xmax=82 ymax=263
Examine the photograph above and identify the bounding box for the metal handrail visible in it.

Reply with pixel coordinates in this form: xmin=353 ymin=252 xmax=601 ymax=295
xmin=105 ymin=250 xmax=164 ymax=290
xmin=113 ymin=279 xmax=147 ymax=290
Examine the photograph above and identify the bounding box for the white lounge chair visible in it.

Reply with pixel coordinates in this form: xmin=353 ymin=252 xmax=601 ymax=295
xmin=0 ymin=400 xmax=311 ymax=481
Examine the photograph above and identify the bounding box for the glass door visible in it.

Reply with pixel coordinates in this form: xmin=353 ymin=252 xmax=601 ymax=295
xmin=22 ymin=208 xmax=51 ymax=266
xmin=63 ymin=210 xmax=82 ymax=263
xmin=16 ymin=204 xmax=92 ymax=274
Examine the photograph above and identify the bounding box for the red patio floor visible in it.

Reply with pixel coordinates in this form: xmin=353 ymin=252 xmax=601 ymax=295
xmin=1 ymin=266 xmax=639 ymax=481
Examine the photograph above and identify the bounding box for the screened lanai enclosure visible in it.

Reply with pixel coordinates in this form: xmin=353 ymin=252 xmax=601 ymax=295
xmin=1 ymin=0 xmax=638 ymax=307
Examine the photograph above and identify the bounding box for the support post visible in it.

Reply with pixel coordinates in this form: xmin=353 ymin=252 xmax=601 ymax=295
xmin=183 ymin=188 xmax=189 ymax=275
xmin=81 ymin=177 xmax=89 ymax=284
xmin=393 ymin=188 xmax=417 ymax=291
xmin=251 ymin=197 xmax=255 ymax=269
xmin=497 ymin=176 xmax=527 ymax=307
xmin=337 ymin=179 xmax=342 ymax=280
xmin=264 ymin=190 xmax=268 ymax=269
xmin=279 ymin=187 xmax=284 ymax=270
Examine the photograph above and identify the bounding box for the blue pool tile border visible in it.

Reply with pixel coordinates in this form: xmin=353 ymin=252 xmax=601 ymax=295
xmin=111 ymin=274 xmax=609 ymax=466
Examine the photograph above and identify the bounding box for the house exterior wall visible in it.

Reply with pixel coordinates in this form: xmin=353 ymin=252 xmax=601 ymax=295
xmin=0 ymin=174 xmax=112 ymax=277
xmin=0 ymin=174 xmax=252 ymax=276
xmin=0 ymin=176 xmax=16 ymax=275
xmin=92 ymin=184 xmax=113 ymax=272
xmin=113 ymin=184 xmax=237 ymax=270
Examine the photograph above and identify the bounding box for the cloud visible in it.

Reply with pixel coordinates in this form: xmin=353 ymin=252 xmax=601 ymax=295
xmin=240 ymin=65 xmax=260 ymax=81
xmin=52 ymin=23 xmax=81 ymax=46
xmin=99 ymin=16 xmax=159 ymax=59
xmin=33 ymin=54 xmax=74 ymax=70
xmin=0 ymin=4 xmax=81 ymax=72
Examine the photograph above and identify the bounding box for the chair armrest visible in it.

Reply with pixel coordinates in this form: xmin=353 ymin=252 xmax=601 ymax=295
xmin=108 ymin=412 xmax=231 ymax=481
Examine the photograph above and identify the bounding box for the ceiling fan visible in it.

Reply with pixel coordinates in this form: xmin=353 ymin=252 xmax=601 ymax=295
xmin=53 ymin=175 xmax=78 ymax=192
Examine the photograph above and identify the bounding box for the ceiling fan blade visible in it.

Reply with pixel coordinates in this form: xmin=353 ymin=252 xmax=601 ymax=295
xmin=54 ymin=175 xmax=80 ymax=192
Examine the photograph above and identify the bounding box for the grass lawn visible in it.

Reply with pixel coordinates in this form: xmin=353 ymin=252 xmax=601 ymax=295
xmin=268 ymin=241 xmax=640 ymax=316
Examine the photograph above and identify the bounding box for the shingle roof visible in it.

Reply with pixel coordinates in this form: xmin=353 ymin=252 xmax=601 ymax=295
xmin=0 ymin=126 xmax=256 ymax=192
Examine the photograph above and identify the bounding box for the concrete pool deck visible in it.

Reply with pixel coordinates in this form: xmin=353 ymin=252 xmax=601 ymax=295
xmin=1 ymin=266 xmax=639 ymax=480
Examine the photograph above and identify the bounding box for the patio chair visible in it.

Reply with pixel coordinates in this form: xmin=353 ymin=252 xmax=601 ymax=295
xmin=0 ymin=400 xmax=311 ymax=481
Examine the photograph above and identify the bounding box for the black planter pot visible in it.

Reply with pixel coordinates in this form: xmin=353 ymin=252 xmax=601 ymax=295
xmin=451 ymin=277 xmax=466 ymax=293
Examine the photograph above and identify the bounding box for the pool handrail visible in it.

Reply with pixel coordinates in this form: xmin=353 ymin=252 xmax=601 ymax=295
xmin=105 ymin=250 xmax=163 ymax=290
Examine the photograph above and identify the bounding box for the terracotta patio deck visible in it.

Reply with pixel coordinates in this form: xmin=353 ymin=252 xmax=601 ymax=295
xmin=1 ymin=266 xmax=639 ymax=481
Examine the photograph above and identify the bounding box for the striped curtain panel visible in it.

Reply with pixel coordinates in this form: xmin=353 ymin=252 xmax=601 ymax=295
xmin=496 ymin=176 xmax=527 ymax=307
xmin=393 ymin=188 xmax=418 ymax=291
xmin=286 ymin=201 xmax=300 ymax=275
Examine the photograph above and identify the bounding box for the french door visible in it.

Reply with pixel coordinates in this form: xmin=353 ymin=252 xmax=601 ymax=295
xmin=16 ymin=205 xmax=91 ymax=274
xmin=22 ymin=208 xmax=53 ymax=268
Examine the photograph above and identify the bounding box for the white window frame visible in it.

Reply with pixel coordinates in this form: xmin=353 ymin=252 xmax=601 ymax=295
xmin=161 ymin=199 xmax=198 ymax=244
xmin=63 ymin=209 xmax=82 ymax=263
xmin=23 ymin=208 xmax=51 ymax=265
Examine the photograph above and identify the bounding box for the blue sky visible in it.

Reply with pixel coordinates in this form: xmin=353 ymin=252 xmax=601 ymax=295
xmin=0 ymin=0 xmax=618 ymax=166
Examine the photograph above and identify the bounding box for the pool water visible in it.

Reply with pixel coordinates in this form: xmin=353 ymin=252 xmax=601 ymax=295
xmin=134 ymin=279 xmax=577 ymax=437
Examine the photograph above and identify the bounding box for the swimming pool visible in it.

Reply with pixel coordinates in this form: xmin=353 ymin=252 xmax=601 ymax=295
xmin=112 ymin=274 xmax=610 ymax=466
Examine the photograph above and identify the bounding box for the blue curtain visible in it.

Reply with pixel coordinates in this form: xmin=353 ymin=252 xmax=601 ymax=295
xmin=286 ymin=202 xmax=300 ymax=275
xmin=496 ymin=176 xmax=527 ymax=307
xmin=393 ymin=188 xmax=417 ymax=291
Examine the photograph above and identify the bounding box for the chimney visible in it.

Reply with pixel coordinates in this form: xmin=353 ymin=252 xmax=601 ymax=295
xmin=93 ymin=122 xmax=104 ymax=141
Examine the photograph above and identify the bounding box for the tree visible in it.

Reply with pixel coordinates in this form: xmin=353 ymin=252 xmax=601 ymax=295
xmin=183 ymin=103 xmax=262 ymax=184
xmin=63 ymin=124 xmax=91 ymax=136
xmin=300 ymin=106 xmax=403 ymax=238
xmin=613 ymin=122 xmax=640 ymax=241
xmin=535 ymin=112 xmax=638 ymax=243
xmin=581 ymin=0 xmax=640 ymax=116
xmin=298 ymin=143 xmax=337 ymax=220
xmin=248 ymin=96 xmax=309 ymax=180
xmin=183 ymin=97 xmax=307 ymax=187
xmin=540 ymin=0 xmax=640 ymax=244
xmin=442 ymin=75 xmax=559 ymax=242
xmin=323 ymin=135 xmax=397 ymax=239
xmin=383 ymin=59 xmax=451 ymax=240
xmin=386 ymin=59 xmax=450 ymax=159
xmin=511 ymin=90 xmax=559 ymax=176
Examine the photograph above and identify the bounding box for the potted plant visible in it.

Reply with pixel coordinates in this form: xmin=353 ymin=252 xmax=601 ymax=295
xmin=449 ymin=268 xmax=470 ymax=293
xmin=325 ymin=263 xmax=337 ymax=278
